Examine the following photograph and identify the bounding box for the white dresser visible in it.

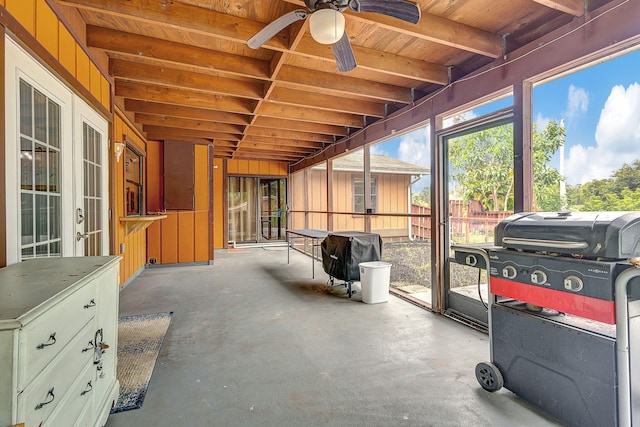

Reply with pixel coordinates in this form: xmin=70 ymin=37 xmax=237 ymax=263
xmin=0 ymin=256 xmax=120 ymax=427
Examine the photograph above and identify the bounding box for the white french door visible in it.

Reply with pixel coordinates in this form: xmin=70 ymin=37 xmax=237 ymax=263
xmin=74 ymin=100 xmax=108 ymax=256
xmin=5 ymin=36 xmax=109 ymax=264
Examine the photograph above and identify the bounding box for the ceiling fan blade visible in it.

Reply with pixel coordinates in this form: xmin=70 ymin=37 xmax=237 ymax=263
xmin=350 ymin=0 xmax=421 ymax=24
xmin=247 ymin=10 xmax=309 ymax=49
xmin=332 ymin=32 xmax=357 ymax=72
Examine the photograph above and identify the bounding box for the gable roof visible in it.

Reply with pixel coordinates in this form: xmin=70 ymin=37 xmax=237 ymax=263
xmin=312 ymin=153 xmax=429 ymax=175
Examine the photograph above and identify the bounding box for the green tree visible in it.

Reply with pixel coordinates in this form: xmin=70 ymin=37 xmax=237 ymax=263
xmin=412 ymin=186 xmax=431 ymax=207
xmin=448 ymin=119 xmax=564 ymax=211
xmin=567 ymin=160 xmax=640 ymax=211
xmin=532 ymin=120 xmax=565 ymax=211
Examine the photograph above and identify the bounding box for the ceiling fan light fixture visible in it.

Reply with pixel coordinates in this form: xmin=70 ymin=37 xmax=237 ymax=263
xmin=309 ymin=8 xmax=345 ymax=44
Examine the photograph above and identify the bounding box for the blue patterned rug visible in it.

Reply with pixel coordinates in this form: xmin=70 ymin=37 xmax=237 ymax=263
xmin=110 ymin=311 xmax=173 ymax=414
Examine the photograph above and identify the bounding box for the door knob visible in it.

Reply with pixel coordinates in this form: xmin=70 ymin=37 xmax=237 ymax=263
xmin=76 ymin=232 xmax=89 ymax=241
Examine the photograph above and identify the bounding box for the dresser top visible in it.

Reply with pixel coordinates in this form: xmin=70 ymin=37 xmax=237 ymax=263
xmin=0 ymin=256 xmax=120 ymax=327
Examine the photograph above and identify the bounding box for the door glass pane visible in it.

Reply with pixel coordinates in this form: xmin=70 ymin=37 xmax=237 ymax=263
xmin=446 ymin=119 xmax=513 ymax=321
xmin=48 ymin=101 xmax=60 ymax=148
xmin=259 ymin=179 xmax=286 ymax=241
xmin=228 ymin=177 xmax=257 ymax=243
xmin=18 ymin=79 xmax=62 ymax=260
xmin=50 ymin=195 xmax=60 ymax=239
xmin=82 ymin=123 xmax=103 ymax=256
xmin=35 ymin=194 xmax=47 ymax=243
xmin=21 ymin=137 xmax=33 ymax=190
xmin=19 ymin=80 xmax=32 ymax=137
xmin=21 ymin=193 xmax=33 ymax=245
xmin=369 ymin=127 xmax=432 ymax=305
xmin=34 ymin=89 xmax=47 ymax=143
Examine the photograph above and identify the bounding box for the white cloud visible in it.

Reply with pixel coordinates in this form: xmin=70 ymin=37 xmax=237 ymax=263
xmin=397 ymin=127 xmax=430 ymax=168
xmin=565 ymin=83 xmax=640 ymax=184
xmin=370 ymin=144 xmax=388 ymax=156
xmin=535 ymin=112 xmax=552 ymax=130
xmin=564 ymin=85 xmax=589 ymax=124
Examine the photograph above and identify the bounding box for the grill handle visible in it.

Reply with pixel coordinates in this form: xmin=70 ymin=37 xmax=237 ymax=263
xmin=501 ymin=237 xmax=589 ymax=250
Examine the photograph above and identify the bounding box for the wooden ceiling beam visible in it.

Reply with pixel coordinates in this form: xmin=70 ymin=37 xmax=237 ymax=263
xmin=235 ymin=141 xmax=316 ymax=154
xmin=256 ymin=103 xmax=363 ymax=128
xmin=145 ymin=136 xmax=213 ymax=145
xmin=143 ymin=125 xmax=241 ymax=141
xmin=110 ymin=59 xmax=265 ymax=100
xmin=135 ymin=114 xmax=245 ymax=135
xmin=267 ymin=87 xmax=386 ymax=117
xmin=294 ymin=38 xmax=448 ymax=85
xmin=59 ymin=0 xmax=292 ymax=49
xmin=231 ymin=149 xmax=303 ymax=161
xmin=244 ymin=127 xmax=334 ymax=143
xmin=251 ymin=116 xmax=348 ymax=136
xmin=532 ymin=0 xmax=585 ymax=16
xmin=277 ymin=65 xmax=411 ymax=103
xmin=124 ymin=100 xmax=252 ymax=126
xmin=92 ymin=27 xmax=413 ymax=104
xmin=115 ymin=81 xmax=257 ymax=114
xmin=241 ymin=135 xmax=325 ymax=150
xmin=87 ymin=26 xmax=271 ymax=80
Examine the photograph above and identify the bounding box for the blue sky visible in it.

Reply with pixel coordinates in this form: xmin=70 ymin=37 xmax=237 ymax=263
xmin=371 ymin=47 xmax=640 ymax=188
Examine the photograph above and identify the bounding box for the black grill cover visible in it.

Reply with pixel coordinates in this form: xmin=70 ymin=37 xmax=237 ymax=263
xmin=321 ymin=232 xmax=382 ymax=281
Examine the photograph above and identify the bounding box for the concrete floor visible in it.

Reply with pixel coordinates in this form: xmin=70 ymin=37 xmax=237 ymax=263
xmin=105 ymin=247 xmax=562 ymax=427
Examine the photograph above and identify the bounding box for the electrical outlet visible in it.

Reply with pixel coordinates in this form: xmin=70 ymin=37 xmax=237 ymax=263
xmin=119 ymin=243 xmax=125 ymax=254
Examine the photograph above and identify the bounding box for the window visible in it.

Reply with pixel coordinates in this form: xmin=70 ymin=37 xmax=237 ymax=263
xmin=19 ymin=79 xmax=62 ymax=259
xmin=353 ymin=176 xmax=377 ymax=213
xmin=125 ymin=147 xmax=142 ymax=215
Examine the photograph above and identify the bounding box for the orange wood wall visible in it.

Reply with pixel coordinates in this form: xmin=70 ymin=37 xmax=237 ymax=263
xmin=147 ymin=144 xmax=212 ymax=263
xmin=114 ymin=109 xmax=149 ymax=284
xmin=213 ymin=158 xmax=225 ymax=248
xmin=5 ymin=0 xmax=110 ymax=110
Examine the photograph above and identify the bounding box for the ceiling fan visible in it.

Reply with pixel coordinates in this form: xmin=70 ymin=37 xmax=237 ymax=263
xmin=247 ymin=0 xmax=421 ymax=72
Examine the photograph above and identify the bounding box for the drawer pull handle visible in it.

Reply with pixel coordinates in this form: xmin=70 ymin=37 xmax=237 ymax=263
xmin=84 ymin=299 xmax=96 ymax=309
xmin=35 ymin=387 xmax=55 ymax=410
xmin=82 ymin=340 xmax=95 ymax=353
xmin=81 ymin=381 xmax=93 ymax=396
xmin=36 ymin=333 xmax=57 ymax=349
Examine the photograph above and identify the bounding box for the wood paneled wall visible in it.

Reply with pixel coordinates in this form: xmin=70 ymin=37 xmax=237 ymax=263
xmin=113 ymin=109 xmax=148 ymax=284
xmin=147 ymin=143 xmax=212 ymax=263
xmin=4 ymin=0 xmax=111 ymax=111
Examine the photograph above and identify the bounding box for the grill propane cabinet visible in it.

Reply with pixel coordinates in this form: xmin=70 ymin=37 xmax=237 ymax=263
xmin=454 ymin=212 xmax=640 ymax=427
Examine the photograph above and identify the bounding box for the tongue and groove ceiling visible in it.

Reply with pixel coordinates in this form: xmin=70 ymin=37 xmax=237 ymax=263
xmin=56 ymin=0 xmax=611 ymax=163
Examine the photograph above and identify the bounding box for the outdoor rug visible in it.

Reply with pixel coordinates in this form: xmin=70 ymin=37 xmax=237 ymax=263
xmin=110 ymin=311 xmax=173 ymax=414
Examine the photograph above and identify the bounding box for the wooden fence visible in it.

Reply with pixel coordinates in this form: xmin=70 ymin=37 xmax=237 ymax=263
xmin=410 ymin=203 xmax=513 ymax=243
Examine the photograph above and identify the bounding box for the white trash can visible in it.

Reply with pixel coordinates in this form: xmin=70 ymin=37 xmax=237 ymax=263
xmin=359 ymin=261 xmax=392 ymax=304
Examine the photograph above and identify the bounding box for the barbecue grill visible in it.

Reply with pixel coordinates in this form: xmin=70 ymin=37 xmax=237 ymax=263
xmin=454 ymin=211 xmax=640 ymax=427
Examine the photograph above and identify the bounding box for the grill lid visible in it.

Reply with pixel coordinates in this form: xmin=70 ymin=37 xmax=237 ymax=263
xmin=494 ymin=211 xmax=640 ymax=259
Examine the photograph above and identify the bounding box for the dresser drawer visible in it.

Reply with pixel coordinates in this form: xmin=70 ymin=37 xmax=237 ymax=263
xmin=18 ymin=281 xmax=97 ymax=389
xmin=17 ymin=321 xmax=95 ymax=426
xmin=45 ymin=362 xmax=95 ymax=427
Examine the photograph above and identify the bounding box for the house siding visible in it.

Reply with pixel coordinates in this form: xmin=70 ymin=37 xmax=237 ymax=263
xmin=292 ymin=169 xmax=410 ymax=238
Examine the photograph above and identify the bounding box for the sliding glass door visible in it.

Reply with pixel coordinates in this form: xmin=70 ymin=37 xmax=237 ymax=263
xmin=228 ymin=177 xmax=286 ymax=244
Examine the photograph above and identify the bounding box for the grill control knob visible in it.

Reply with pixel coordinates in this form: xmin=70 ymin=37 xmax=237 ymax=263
xmin=502 ymin=265 xmax=518 ymax=280
xmin=564 ymin=275 xmax=584 ymax=292
xmin=531 ymin=270 xmax=547 ymax=285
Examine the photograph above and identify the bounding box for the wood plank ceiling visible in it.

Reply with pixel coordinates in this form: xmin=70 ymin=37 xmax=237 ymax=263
xmin=57 ymin=0 xmax=612 ymax=163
